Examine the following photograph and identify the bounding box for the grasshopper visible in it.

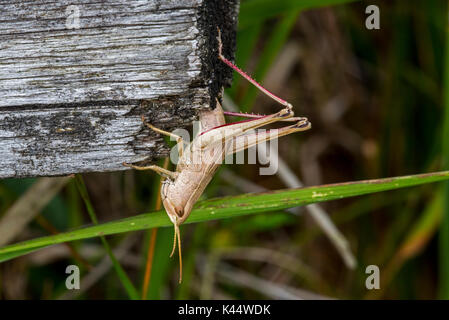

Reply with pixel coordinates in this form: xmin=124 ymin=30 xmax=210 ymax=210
xmin=124 ymin=30 xmax=311 ymax=282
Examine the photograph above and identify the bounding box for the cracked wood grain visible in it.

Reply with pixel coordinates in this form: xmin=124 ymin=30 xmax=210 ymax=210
xmin=0 ymin=0 xmax=239 ymax=178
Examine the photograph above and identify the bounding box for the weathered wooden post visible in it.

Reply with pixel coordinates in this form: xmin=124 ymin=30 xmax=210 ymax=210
xmin=0 ymin=0 xmax=239 ymax=178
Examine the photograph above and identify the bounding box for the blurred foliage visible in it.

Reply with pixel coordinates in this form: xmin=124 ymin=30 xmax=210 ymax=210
xmin=0 ymin=0 xmax=448 ymax=299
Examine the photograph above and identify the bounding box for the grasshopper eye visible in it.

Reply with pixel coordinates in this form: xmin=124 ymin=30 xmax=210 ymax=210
xmin=175 ymin=207 xmax=184 ymax=218
xmin=163 ymin=197 xmax=185 ymax=219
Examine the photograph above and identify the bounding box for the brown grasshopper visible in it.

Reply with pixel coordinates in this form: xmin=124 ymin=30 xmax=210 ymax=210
xmin=124 ymin=30 xmax=311 ymax=282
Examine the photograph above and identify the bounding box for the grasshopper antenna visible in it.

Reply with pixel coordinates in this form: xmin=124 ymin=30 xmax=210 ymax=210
xmin=217 ymin=27 xmax=292 ymax=110
xmin=170 ymin=220 xmax=183 ymax=283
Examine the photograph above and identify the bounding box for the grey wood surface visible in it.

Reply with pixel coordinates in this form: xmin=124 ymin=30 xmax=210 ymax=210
xmin=0 ymin=0 xmax=239 ymax=178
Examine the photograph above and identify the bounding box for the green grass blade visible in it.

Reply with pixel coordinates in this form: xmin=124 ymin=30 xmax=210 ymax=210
xmin=1 ymin=171 xmax=448 ymax=263
xmin=146 ymin=228 xmax=174 ymax=299
xmin=0 ymin=246 xmax=47 ymax=262
xmin=239 ymin=0 xmax=359 ymax=30
xmin=74 ymin=175 xmax=139 ymax=300
xmin=439 ymin=3 xmax=449 ymax=299
xmin=398 ymin=193 xmax=443 ymax=264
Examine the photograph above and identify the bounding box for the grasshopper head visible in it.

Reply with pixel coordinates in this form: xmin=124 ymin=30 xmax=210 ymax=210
xmin=161 ymin=179 xmax=195 ymax=226
xmin=162 ymin=196 xmax=189 ymax=226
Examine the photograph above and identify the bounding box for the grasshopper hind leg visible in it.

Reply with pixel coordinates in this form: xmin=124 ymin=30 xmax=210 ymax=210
xmin=227 ymin=118 xmax=311 ymax=155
